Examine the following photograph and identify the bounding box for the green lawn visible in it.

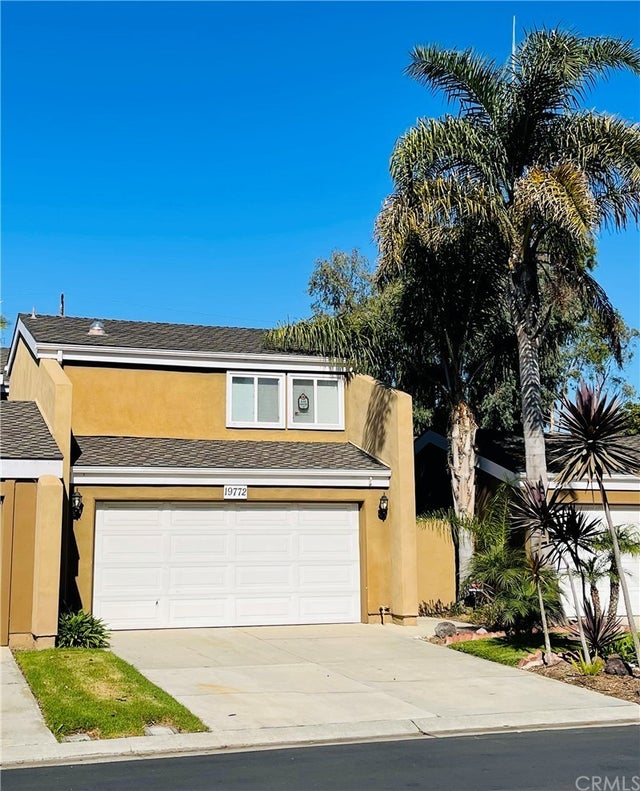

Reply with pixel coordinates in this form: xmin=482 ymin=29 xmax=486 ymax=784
xmin=449 ymin=634 xmax=574 ymax=667
xmin=14 ymin=649 xmax=208 ymax=741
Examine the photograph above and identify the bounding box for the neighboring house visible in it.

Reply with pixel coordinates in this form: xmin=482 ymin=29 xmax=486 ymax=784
xmin=415 ymin=430 xmax=640 ymax=618
xmin=1 ymin=347 xmax=9 ymax=399
xmin=1 ymin=313 xmax=418 ymax=647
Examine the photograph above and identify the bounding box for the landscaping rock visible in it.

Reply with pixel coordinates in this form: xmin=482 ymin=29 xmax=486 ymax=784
xmin=517 ymin=650 xmax=543 ymax=670
xmin=476 ymin=627 xmax=488 ymax=635
xmin=604 ymin=655 xmax=630 ymax=677
xmin=434 ymin=621 xmax=458 ymax=639
xmin=63 ymin=733 xmax=91 ymax=742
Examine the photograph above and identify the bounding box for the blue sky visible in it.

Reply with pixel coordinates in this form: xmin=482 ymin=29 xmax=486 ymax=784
xmin=2 ymin=1 xmax=639 ymax=380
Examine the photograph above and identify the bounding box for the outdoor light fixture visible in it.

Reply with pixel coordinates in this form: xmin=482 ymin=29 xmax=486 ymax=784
xmin=71 ymin=490 xmax=84 ymax=521
xmin=378 ymin=493 xmax=389 ymax=521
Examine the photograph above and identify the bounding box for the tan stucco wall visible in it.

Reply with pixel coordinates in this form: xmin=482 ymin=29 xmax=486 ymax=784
xmin=416 ymin=520 xmax=456 ymax=609
xmin=1 ymin=479 xmax=64 ymax=649
xmin=346 ymin=375 xmax=418 ymax=624
xmin=1 ymin=482 xmax=16 ymax=645
xmin=4 ymin=482 xmax=37 ymax=648
xmin=564 ymin=489 xmax=640 ymax=507
xmin=9 ymin=339 xmax=72 ymax=484
xmin=65 ymin=366 xmax=345 ymax=442
xmin=30 ymin=476 xmax=64 ymax=648
xmin=71 ymin=485 xmax=390 ymax=623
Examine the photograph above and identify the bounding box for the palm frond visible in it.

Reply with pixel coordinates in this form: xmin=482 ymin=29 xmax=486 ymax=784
xmin=406 ymin=45 xmax=503 ymax=121
xmin=553 ymin=381 xmax=640 ymax=483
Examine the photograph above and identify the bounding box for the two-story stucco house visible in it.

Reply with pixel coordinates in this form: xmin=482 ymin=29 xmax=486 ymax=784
xmin=1 ymin=313 xmax=420 ymax=648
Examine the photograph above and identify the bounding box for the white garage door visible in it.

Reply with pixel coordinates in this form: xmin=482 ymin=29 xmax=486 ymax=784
xmin=93 ymin=502 xmax=361 ymax=629
xmin=560 ymin=507 xmax=640 ymax=618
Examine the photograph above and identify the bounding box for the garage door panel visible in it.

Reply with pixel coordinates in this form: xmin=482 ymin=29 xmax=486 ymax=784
xmin=99 ymin=566 xmax=163 ymax=593
xmin=298 ymin=564 xmax=358 ymax=587
xmin=169 ymin=598 xmax=228 ymax=624
xmin=235 ymin=532 xmax=294 ymax=558
xmin=169 ymin=565 xmax=229 ymax=591
xmin=299 ymin=595 xmax=360 ymax=620
xmin=234 ymin=564 xmax=293 ymax=588
xmin=93 ymin=502 xmax=360 ymax=629
xmin=170 ymin=532 xmax=230 ymax=559
xmin=170 ymin=507 xmax=229 ymax=527
xmin=101 ymin=505 xmax=163 ymax=527
xmin=99 ymin=532 xmax=164 ymax=561
xmin=298 ymin=532 xmax=358 ymax=558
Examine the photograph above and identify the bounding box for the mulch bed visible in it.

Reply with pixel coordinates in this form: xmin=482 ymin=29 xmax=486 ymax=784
xmin=529 ymin=661 xmax=640 ymax=705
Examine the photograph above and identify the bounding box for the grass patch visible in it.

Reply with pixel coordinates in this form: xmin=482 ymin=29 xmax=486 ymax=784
xmin=449 ymin=634 xmax=574 ymax=667
xmin=14 ymin=649 xmax=208 ymax=741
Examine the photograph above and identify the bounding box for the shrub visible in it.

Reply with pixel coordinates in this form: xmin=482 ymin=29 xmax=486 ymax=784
xmin=57 ymin=610 xmax=110 ymax=649
xmin=611 ymin=633 xmax=640 ymax=666
xmin=463 ymin=545 xmax=564 ymax=635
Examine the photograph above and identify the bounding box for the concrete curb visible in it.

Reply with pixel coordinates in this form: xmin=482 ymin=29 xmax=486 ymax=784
xmin=3 ymin=710 xmax=639 ymax=770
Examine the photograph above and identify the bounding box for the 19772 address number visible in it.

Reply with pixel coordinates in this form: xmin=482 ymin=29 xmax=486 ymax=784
xmin=223 ymin=484 xmax=248 ymax=500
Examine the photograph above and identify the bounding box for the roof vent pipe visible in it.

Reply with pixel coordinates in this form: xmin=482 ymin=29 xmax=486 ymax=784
xmin=88 ymin=320 xmax=106 ymax=336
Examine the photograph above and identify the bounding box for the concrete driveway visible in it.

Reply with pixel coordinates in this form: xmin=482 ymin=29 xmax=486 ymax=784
xmin=110 ymin=622 xmax=638 ymax=737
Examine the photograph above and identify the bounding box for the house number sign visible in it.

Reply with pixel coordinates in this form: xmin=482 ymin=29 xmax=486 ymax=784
xmin=223 ymin=484 xmax=248 ymax=500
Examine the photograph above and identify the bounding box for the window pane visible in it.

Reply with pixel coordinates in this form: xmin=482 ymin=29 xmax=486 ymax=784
xmin=317 ymin=380 xmax=339 ymax=424
xmin=292 ymin=378 xmax=314 ymax=424
xmin=257 ymin=377 xmax=280 ymax=423
xmin=231 ymin=376 xmax=255 ymax=422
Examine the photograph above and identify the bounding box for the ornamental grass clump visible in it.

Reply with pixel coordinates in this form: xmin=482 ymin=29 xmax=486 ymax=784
xmin=57 ymin=610 xmax=110 ymax=649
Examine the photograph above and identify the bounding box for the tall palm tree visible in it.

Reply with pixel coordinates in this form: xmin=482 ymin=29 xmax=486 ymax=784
xmin=376 ymin=29 xmax=640 ymax=486
xmin=555 ymin=382 xmax=640 ymax=664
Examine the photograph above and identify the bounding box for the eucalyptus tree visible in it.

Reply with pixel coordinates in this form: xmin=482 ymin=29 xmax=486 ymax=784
xmin=376 ymin=29 xmax=640 ymax=486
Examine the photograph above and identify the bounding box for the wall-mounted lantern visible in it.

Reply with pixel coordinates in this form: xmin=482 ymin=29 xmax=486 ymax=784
xmin=378 ymin=493 xmax=389 ymax=521
xmin=71 ymin=490 xmax=84 ymax=521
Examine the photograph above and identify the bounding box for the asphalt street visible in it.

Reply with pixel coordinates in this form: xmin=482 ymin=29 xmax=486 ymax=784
xmin=3 ymin=726 xmax=640 ymax=791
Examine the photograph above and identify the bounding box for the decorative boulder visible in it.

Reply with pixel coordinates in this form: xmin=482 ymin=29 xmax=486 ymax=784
xmin=604 ymin=655 xmax=630 ymax=676
xmin=434 ymin=621 xmax=458 ymax=639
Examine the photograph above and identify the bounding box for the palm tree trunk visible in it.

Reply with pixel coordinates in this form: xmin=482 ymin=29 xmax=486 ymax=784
xmin=599 ymin=485 xmax=640 ymax=664
xmin=606 ymin=579 xmax=620 ymax=620
xmin=565 ymin=563 xmax=591 ymax=663
xmin=448 ymin=401 xmax=477 ymax=592
xmin=514 ymin=321 xmax=547 ymax=487
xmin=591 ymin=583 xmax=602 ymax=619
xmin=536 ymin=577 xmax=553 ymax=663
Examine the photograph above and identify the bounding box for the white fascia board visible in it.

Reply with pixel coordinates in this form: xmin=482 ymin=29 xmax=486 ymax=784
xmin=7 ymin=318 xmax=38 ymax=374
xmin=1 ymin=458 xmax=63 ymax=479
xmin=33 ymin=342 xmax=346 ymax=374
xmin=71 ymin=465 xmax=391 ymax=488
xmin=548 ymin=474 xmax=640 ymax=493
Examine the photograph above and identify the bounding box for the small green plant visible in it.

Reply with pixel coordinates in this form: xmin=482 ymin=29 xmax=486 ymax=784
xmin=57 ymin=610 xmax=110 ymax=648
xmin=568 ymin=652 xmax=605 ymax=676
xmin=611 ymin=633 xmax=640 ymax=666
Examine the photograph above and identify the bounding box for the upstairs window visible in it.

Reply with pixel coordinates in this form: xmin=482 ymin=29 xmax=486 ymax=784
xmin=227 ymin=373 xmax=285 ymax=428
xmin=288 ymin=375 xmax=344 ymax=430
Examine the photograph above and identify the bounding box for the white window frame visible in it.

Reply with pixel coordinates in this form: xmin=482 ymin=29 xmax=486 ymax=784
xmin=226 ymin=372 xmax=285 ymax=428
xmin=287 ymin=374 xmax=345 ymax=430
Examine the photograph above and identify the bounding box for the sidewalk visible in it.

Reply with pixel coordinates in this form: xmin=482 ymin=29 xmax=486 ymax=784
xmin=2 ymin=621 xmax=638 ymax=768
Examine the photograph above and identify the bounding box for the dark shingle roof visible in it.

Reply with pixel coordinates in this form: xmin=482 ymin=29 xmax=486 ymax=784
xmin=74 ymin=435 xmax=388 ymax=472
xmin=0 ymin=348 xmax=8 ymax=370
xmin=0 ymin=401 xmax=62 ymax=460
xmin=476 ymin=430 xmax=640 ymax=475
xmin=19 ymin=314 xmax=292 ymax=356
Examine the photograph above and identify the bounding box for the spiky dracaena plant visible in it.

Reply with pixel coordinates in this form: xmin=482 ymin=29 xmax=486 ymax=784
xmin=554 ymin=382 xmax=640 ymax=664
xmin=510 ymin=480 xmax=602 ymax=662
